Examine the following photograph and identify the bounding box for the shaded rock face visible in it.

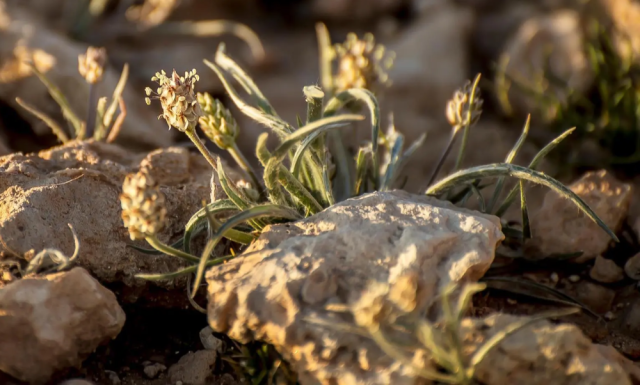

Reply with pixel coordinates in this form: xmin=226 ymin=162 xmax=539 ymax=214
xmin=206 ymin=190 xmax=504 ymax=384
xmin=529 ymin=170 xmax=632 ymax=262
xmin=463 ymin=313 xmax=633 ymax=385
xmin=0 ymin=140 xmax=224 ymax=302
xmin=0 ymin=267 xmax=126 ymax=384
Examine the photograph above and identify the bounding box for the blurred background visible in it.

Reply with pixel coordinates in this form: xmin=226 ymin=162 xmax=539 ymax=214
xmin=1 ymin=0 xmax=639 ymax=196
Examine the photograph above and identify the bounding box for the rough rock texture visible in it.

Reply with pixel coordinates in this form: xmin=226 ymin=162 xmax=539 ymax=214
xmin=496 ymin=10 xmax=593 ymax=121
xmin=168 ymin=350 xmax=218 ymax=385
xmin=206 ymin=190 xmax=504 ymax=384
xmin=590 ymin=255 xmax=625 ymax=283
xmin=0 ymin=267 xmax=125 ymax=384
xmin=462 ymin=313 xmax=634 ymax=385
xmin=0 ymin=140 xmax=233 ymax=302
xmin=0 ymin=2 xmax=172 ymax=148
xmin=529 ymin=170 xmax=632 ymax=262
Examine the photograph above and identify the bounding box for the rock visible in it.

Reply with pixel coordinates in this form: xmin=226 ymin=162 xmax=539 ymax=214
xmin=199 ymin=326 xmax=224 ymax=352
xmin=0 ymin=140 xmax=235 ymax=304
xmin=0 ymin=3 xmax=173 ymax=149
xmin=529 ymin=170 xmax=632 ymax=262
xmin=387 ymin=2 xmax=474 ymax=117
xmin=462 ymin=313 xmax=634 ymax=385
xmin=574 ymin=281 xmax=616 ymax=314
xmin=495 ymin=10 xmax=593 ymax=121
xmin=59 ymin=380 xmax=96 ymax=385
xmin=0 ymin=267 xmax=125 ymax=384
xmin=168 ymin=350 xmax=218 ymax=385
xmin=625 ymin=252 xmax=640 ymax=280
xmin=619 ymin=299 xmax=640 ymax=340
xmin=143 ymin=362 xmax=167 ymax=379
xmin=589 ymin=0 xmax=640 ymax=63
xmin=105 ymin=370 xmax=121 ymax=385
xmin=590 ymin=255 xmax=625 ymax=283
xmin=309 ymin=0 xmax=408 ymax=22
xmin=206 ymin=190 xmax=504 ymax=384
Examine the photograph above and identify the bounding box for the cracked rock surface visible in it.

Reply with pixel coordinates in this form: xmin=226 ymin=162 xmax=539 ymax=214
xmin=206 ymin=190 xmax=504 ymax=384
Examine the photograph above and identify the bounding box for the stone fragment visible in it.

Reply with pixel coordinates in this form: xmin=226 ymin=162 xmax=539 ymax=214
xmin=590 ymin=255 xmax=625 ymax=283
xmin=0 ymin=267 xmax=125 ymax=384
xmin=168 ymin=350 xmax=218 ymax=385
xmin=530 ymin=170 xmax=631 ymax=262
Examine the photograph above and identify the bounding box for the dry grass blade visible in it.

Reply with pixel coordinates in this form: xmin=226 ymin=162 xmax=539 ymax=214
xmin=106 ymin=97 xmax=126 ymax=143
xmin=103 ymin=64 xmax=129 ymax=129
xmin=158 ymin=20 xmax=265 ymax=63
xmin=426 ymin=163 xmax=619 ymax=243
xmin=15 ymin=97 xmax=70 ymax=143
xmin=26 ymin=62 xmax=84 ymax=137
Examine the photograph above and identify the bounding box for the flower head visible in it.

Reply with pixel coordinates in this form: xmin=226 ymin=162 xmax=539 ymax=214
xmin=445 ymin=78 xmax=483 ymax=130
xmin=78 ymin=46 xmax=107 ymax=84
xmin=120 ymin=171 xmax=167 ymax=240
xmin=197 ymin=92 xmax=238 ymax=150
xmin=145 ymin=69 xmax=201 ymax=132
xmin=333 ymin=33 xmax=395 ymax=95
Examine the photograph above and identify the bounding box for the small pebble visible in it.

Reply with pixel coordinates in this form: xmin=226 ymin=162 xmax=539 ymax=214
xmin=143 ymin=363 xmax=167 ymax=379
xmin=506 ymin=298 xmax=517 ymax=305
xmin=550 ymin=272 xmax=559 ymax=284
xmin=199 ymin=326 xmax=224 ymax=352
xmin=590 ymin=255 xmax=625 ymax=283
xmin=568 ymin=275 xmax=580 ymax=283
xmin=625 ymin=252 xmax=640 ymax=280
xmin=105 ymin=370 xmax=121 ymax=385
xmin=605 ymin=311 xmax=616 ymax=321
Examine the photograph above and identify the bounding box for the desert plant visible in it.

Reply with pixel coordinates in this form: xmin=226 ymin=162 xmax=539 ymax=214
xmin=125 ymin=23 xmax=618 ymax=302
xmin=495 ymin=18 xmax=640 ymax=170
xmin=16 ymin=46 xmax=128 ymax=144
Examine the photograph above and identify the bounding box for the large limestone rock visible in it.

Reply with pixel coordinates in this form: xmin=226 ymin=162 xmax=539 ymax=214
xmin=0 ymin=267 xmax=125 ymax=384
xmin=206 ymin=190 xmax=504 ymax=384
xmin=529 ymin=170 xmax=631 ymax=262
xmin=0 ymin=140 xmax=230 ymax=302
xmin=463 ymin=313 xmax=635 ymax=385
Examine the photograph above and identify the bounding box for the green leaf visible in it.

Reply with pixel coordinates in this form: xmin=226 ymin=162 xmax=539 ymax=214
xmin=135 ymin=256 xmax=234 ymax=281
xmin=183 ymin=199 xmax=251 ymax=254
xmin=191 ymin=205 xmax=303 ymax=297
xmin=217 ymin=160 xmax=266 ymax=231
xmin=495 ymin=127 xmax=576 ymax=217
xmin=214 ymin=44 xmax=276 ymax=116
xmin=426 ymin=163 xmax=618 ymax=243
xmin=324 ymin=88 xmax=380 ymax=189
xmin=204 ymin=59 xmax=292 ymax=139
xmin=487 ymin=114 xmax=530 ymax=213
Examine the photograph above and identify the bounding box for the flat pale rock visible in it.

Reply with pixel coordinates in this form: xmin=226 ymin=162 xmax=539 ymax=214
xmin=529 ymin=170 xmax=631 ymax=262
xmin=0 ymin=140 xmax=231 ymax=302
xmin=463 ymin=313 xmax=633 ymax=385
xmin=206 ymin=190 xmax=504 ymax=384
xmin=0 ymin=267 xmax=125 ymax=384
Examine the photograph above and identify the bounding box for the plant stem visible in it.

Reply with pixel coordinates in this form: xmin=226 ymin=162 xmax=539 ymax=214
xmin=228 ymin=143 xmax=262 ymax=198
xmin=424 ymin=130 xmax=459 ymax=188
xmin=85 ymin=83 xmax=98 ymax=139
xmin=145 ymin=234 xmax=200 ymax=263
xmin=185 ymin=127 xmax=218 ymax=171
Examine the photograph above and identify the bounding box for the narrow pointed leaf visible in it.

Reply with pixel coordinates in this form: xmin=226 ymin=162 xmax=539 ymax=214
xmin=426 ymin=163 xmax=618 ymax=243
